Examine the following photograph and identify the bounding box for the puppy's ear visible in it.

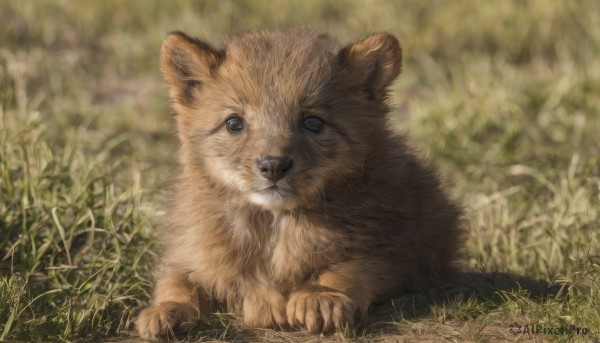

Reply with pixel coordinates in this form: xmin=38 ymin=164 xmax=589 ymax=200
xmin=337 ymin=32 xmax=402 ymax=100
xmin=160 ymin=31 xmax=225 ymax=106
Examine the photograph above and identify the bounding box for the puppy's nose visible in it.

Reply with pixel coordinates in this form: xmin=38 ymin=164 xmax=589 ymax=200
xmin=257 ymin=156 xmax=293 ymax=181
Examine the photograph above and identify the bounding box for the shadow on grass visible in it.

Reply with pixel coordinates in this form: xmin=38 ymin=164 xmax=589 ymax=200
xmin=361 ymin=271 xmax=562 ymax=337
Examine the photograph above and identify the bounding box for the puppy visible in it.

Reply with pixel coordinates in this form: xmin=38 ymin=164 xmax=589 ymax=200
xmin=136 ymin=28 xmax=463 ymax=341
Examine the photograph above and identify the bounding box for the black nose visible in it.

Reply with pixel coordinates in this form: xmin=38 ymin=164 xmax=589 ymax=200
xmin=257 ymin=156 xmax=293 ymax=181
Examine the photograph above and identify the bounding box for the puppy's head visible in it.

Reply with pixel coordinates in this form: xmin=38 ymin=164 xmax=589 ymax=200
xmin=161 ymin=29 xmax=401 ymax=210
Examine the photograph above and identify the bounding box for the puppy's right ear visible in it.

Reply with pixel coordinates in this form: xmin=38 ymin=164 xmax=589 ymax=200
xmin=160 ymin=31 xmax=224 ymax=107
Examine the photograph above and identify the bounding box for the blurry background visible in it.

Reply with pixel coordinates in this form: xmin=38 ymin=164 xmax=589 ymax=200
xmin=1 ymin=1 xmax=599 ymax=342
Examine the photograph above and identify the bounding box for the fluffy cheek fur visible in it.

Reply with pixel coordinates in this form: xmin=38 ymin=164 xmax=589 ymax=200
xmin=197 ymin=136 xmax=253 ymax=193
xmin=298 ymin=120 xmax=369 ymax=189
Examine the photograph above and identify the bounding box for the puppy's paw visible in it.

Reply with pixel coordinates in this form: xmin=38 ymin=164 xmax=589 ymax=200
xmin=243 ymin=289 xmax=287 ymax=329
xmin=136 ymin=301 xmax=197 ymax=342
xmin=287 ymin=287 xmax=358 ymax=334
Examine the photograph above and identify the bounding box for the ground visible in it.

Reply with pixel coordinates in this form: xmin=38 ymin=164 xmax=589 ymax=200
xmin=0 ymin=1 xmax=599 ymax=342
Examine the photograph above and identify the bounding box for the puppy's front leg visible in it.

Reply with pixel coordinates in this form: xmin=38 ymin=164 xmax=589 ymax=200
xmin=287 ymin=261 xmax=389 ymax=334
xmin=136 ymin=270 xmax=208 ymax=342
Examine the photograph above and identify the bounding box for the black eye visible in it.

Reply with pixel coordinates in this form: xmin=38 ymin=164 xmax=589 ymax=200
xmin=226 ymin=116 xmax=244 ymax=133
xmin=303 ymin=116 xmax=324 ymax=133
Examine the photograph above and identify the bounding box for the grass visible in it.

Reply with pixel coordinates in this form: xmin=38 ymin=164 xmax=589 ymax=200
xmin=1 ymin=0 xmax=599 ymax=342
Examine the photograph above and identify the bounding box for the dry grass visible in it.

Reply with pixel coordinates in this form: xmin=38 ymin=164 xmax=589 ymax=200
xmin=1 ymin=1 xmax=599 ymax=342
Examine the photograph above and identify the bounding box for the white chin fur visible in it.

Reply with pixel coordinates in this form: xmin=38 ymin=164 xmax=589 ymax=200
xmin=249 ymin=192 xmax=297 ymax=211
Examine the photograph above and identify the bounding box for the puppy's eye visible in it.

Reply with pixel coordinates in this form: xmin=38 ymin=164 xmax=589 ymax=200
xmin=225 ymin=116 xmax=244 ymax=133
xmin=303 ymin=116 xmax=324 ymax=133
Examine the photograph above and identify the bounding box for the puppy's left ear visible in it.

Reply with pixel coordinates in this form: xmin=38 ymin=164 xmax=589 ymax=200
xmin=337 ymin=32 xmax=402 ymax=100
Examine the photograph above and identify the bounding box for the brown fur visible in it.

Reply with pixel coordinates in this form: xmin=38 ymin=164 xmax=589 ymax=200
xmin=136 ymin=28 xmax=464 ymax=341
